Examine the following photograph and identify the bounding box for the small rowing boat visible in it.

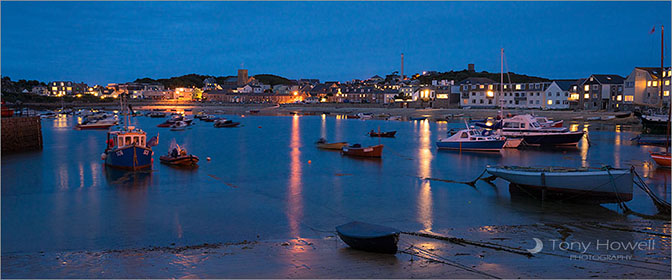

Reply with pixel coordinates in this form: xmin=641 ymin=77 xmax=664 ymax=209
xmin=316 ymin=138 xmax=348 ymax=150
xmin=336 ymin=221 xmax=400 ymax=254
xmin=214 ymin=119 xmax=240 ymax=128
xmin=650 ymin=152 xmax=671 ymax=168
xmin=342 ymin=144 xmax=383 ymax=158
xmin=368 ymin=130 xmax=396 ymax=137
xmin=486 ymin=166 xmax=633 ymax=203
xmin=160 ymin=144 xmax=199 ymax=166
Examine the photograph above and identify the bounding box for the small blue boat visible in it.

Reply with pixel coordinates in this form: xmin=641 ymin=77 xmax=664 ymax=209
xmin=336 ymin=221 xmax=400 ymax=254
xmin=436 ymin=128 xmax=506 ymax=151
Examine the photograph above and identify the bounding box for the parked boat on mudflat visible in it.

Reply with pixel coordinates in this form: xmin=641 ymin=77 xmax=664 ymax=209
xmin=336 ymin=221 xmax=400 ymax=254
xmin=486 ymin=166 xmax=633 ymax=203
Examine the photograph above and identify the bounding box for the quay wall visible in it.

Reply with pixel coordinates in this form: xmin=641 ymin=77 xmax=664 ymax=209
xmin=1 ymin=116 xmax=43 ymax=153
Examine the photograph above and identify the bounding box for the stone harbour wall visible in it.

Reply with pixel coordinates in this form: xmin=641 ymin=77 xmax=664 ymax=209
xmin=1 ymin=116 xmax=43 ymax=153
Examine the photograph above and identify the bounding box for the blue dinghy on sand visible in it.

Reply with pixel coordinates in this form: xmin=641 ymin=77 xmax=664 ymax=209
xmin=336 ymin=221 xmax=400 ymax=254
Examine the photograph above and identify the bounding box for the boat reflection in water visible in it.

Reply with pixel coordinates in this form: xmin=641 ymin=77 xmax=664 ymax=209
xmin=103 ymin=165 xmax=153 ymax=189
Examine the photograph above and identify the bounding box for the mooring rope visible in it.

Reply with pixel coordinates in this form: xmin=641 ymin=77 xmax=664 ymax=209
xmin=423 ymin=169 xmax=489 ymax=188
xmin=400 ymin=231 xmax=533 ymax=257
xmin=398 ymin=242 xmax=501 ymax=279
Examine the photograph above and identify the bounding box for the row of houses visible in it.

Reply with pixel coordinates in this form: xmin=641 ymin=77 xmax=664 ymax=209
xmin=25 ymin=66 xmax=671 ymax=110
xmin=457 ymin=67 xmax=671 ymax=110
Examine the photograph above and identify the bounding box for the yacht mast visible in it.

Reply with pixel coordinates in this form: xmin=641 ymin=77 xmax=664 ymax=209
xmin=500 ymin=48 xmax=504 ymax=119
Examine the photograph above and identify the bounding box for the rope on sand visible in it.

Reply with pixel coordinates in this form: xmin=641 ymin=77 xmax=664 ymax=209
xmin=398 ymin=243 xmax=501 ymax=279
xmin=401 ymin=231 xmax=533 ymax=257
xmin=423 ymin=169 xmax=491 ymax=188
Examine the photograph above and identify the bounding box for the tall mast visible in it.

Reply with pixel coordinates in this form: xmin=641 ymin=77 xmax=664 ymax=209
xmin=660 ymin=25 xmax=664 ymax=109
xmin=500 ymin=48 xmax=504 ymax=119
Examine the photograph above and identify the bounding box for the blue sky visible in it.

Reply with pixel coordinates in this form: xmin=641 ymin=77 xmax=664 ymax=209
xmin=1 ymin=1 xmax=670 ymax=85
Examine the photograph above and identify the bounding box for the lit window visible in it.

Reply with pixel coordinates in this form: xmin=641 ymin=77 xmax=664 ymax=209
xmin=515 ymin=84 xmax=522 ymax=90
xmin=584 ymin=93 xmax=590 ymax=99
xmin=584 ymin=85 xmax=589 ymax=91
xmin=625 ymin=95 xmax=634 ymax=102
xmin=479 ymin=85 xmax=485 ymax=89
xmin=616 ymin=95 xmax=622 ymax=101
xmin=547 ymin=100 xmax=553 ymax=105
xmin=665 ymin=91 xmax=670 ymax=96
xmin=666 ymin=80 xmax=670 ymax=86
xmin=488 ymin=85 xmax=493 ymax=90
xmin=647 ymin=81 xmax=652 ymax=87
xmin=653 ymin=81 xmax=658 ymax=87
xmin=486 ymin=91 xmax=494 ymax=98
xmin=52 ymin=87 xmax=57 ymax=91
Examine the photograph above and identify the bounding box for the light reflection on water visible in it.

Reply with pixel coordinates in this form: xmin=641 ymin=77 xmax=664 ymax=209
xmin=1 ymin=115 xmax=670 ymax=255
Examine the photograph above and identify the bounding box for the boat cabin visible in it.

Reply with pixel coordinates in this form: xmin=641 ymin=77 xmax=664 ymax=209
xmin=107 ymin=127 xmax=147 ymax=149
xmin=447 ymin=129 xmax=499 ymax=141
xmin=501 ymin=115 xmax=543 ymax=130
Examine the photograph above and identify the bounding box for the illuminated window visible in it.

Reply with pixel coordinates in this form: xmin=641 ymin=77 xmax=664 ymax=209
xmin=515 ymin=84 xmax=522 ymax=90
xmin=463 ymin=99 xmax=468 ymax=104
xmin=486 ymin=91 xmax=494 ymax=98
xmin=488 ymin=85 xmax=493 ymax=90
xmin=625 ymin=95 xmax=634 ymax=102
xmin=547 ymin=100 xmax=553 ymax=105
xmin=570 ymin=94 xmax=579 ymax=100
xmin=616 ymin=95 xmax=622 ymax=101
xmin=479 ymin=85 xmax=485 ymax=89
xmin=653 ymin=81 xmax=658 ymax=87
xmin=51 ymin=87 xmax=57 ymax=91
xmin=584 ymin=93 xmax=590 ymax=99
xmin=666 ymin=80 xmax=670 ymax=86
xmin=584 ymin=85 xmax=590 ymax=91
xmin=66 ymin=87 xmax=72 ymax=91
xmin=665 ymin=91 xmax=670 ymax=97
xmin=647 ymin=81 xmax=652 ymax=87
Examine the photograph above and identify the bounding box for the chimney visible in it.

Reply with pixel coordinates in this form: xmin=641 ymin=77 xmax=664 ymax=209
xmin=468 ymin=64 xmax=475 ymax=72
xmin=401 ymin=53 xmax=404 ymax=80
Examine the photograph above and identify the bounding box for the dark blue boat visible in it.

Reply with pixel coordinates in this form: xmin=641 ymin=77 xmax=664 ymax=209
xmin=101 ymin=94 xmax=158 ymax=170
xmin=336 ymin=221 xmax=400 ymax=254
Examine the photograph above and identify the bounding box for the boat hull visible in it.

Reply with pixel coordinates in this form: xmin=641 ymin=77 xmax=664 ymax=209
xmin=336 ymin=222 xmax=400 ymax=254
xmin=504 ymin=132 xmax=584 ymax=146
xmin=503 ymin=137 xmax=523 ymax=148
xmin=436 ymin=139 xmax=505 ymax=151
xmin=105 ymin=145 xmax=153 ymax=170
xmin=160 ymin=155 xmax=199 ymax=166
xmin=487 ymin=167 xmax=633 ymax=203
xmin=368 ymin=131 xmax=396 ymax=137
xmin=342 ymin=144 xmax=384 ymax=158
xmin=317 ymin=142 xmax=348 ymax=150
xmin=214 ymin=122 xmax=240 ymax=128
xmin=651 ymin=152 xmax=671 ymax=168
xmin=76 ymin=123 xmax=116 ymax=129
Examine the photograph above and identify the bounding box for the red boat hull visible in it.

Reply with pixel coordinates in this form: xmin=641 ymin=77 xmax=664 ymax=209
xmin=342 ymin=144 xmax=383 ymax=158
xmin=651 ymin=152 xmax=671 ymax=168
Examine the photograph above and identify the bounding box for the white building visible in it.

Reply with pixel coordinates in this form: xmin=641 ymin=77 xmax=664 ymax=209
xmin=623 ymin=67 xmax=671 ymax=108
xmin=542 ymin=80 xmax=573 ymax=109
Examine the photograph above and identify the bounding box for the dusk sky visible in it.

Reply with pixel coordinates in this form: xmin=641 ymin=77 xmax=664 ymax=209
xmin=2 ymin=1 xmax=670 ymax=85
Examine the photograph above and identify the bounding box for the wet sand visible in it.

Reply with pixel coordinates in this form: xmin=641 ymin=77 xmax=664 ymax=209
xmin=3 ymin=221 xmax=669 ymax=278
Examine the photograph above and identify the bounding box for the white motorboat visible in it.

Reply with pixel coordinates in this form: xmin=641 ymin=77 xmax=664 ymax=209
xmin=486 ymin=166 xmax=633 ymax=203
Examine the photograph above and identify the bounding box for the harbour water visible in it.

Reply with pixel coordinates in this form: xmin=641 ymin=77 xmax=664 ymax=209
xmin=2 ymin=113 xmax=670 ymax=274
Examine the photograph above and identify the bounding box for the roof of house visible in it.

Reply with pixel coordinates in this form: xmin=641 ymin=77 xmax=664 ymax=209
xmin=635 ymin=67 xmax=671 ymax=79
xmin=552 ymin=79 xmax=579 ymax=91
xmin=588 ymin=74 xmax=625 ymax=84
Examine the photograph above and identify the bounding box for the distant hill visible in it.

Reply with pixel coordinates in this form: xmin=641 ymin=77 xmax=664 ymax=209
xmin=253 ymin=74 xmax=296 ymax=86
xmin=415 ymin=70 xmax=550 ymax=84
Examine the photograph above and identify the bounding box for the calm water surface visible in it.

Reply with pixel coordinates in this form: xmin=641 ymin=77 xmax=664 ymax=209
xmin=2 ymin=114 xmax=670 ymax=254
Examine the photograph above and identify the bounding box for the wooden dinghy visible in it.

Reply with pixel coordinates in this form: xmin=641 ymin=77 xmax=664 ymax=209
xmin=342 ymin=144 xmax=383 ymax=158
xmin=316 ymin=138 xmax=348 ymax=150
xmin=336 ymin=221 xmax=400 ymax=254
xmin=486 ymin=166 xmax=633 ymax=203
xmin=159 ymin=154 xmax=199 ymax=166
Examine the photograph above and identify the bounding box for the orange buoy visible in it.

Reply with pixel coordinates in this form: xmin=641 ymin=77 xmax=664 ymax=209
xmin=308 ymin=160 xmax=312 ymax=164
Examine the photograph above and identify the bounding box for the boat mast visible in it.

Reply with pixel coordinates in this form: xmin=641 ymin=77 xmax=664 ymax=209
xmin=500 ymin=48 xmax=504 ymax=119
xmin=660 ymin=25 xmax=665 ymax=109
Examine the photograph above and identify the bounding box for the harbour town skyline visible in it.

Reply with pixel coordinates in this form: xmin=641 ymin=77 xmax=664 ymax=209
xmin=2 ymin=1 xmax=670 ymax=85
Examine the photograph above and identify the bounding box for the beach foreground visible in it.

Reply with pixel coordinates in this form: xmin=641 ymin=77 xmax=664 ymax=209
xmin=3 ymin=227 xmax=669 ymax=279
